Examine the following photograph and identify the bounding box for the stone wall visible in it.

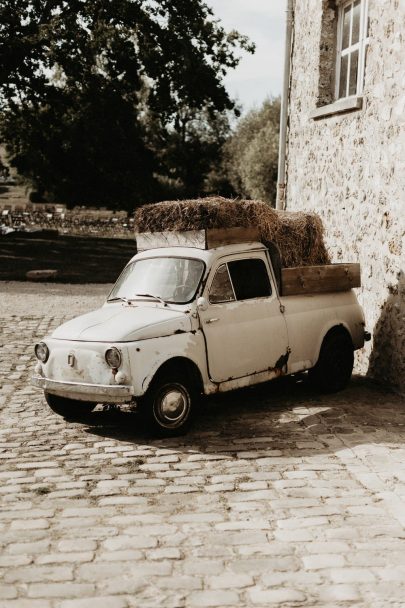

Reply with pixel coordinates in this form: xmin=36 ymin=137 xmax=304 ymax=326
xmin=286 ymin=0 xmax=405 ymax=392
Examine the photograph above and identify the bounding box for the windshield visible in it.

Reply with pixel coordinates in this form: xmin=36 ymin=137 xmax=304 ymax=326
xmin=108 ymin=257 xmax=205 ymax=304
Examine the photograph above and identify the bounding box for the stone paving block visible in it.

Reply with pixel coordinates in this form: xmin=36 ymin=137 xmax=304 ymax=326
xmin=5 ymin=539 xmax=51 ymax=555
xmin=215 ymin=519 xmax=271 ymax=531
xmin=237 ymin=543 xmax=295 ymax=557
xmin=0 ymin=601 xmax=53 ymax=608
xmin=316 ymin=585 xmax=361 ymax=604
xmin=0 ymin=554 xmax=33 ymax=568
xmin=95 ymin=550 xmax=143 ymax=562
xmin=188 ymin=590 xmax=240 ymax=606
xmin=304 ymin=540 xmax=351 ymax=554
xmin=4 ymin=565 xmax=73 ymax=583
xmin=147 ymin=547 xmax=181 ymax=560
xmin=273 ymin=529 xmax=314 ymax=542
xmin=76 ymin=562 xmax=137 ymax=582
xmin=57 ymin=540 xmax=97 ymax=552
xmin=261 ymin=571 xmax=323 ymax=587
xmin=329 ymin=567 xmax=377 ymax=583
xmin=183 ymin=559 xmax=224 ymax=575
xmin=59 ymin=598 xmax=128 ymax=608
xmin=155 ymin=575 xmax=203 ymax=590
xmin=207 ymin=573 xmax=254 ymax=589
xmin=96 ymin=575 xmax=146 ymax=595
xmin=248 ymin=587 xmax=307 ymax=605
xmin=103 ymin=535 xmax=158 ymax=551
xmin=277 ymin=515 xmax=329 ymax=529
xmin=0 ymin=585 xmax=18 ymax=600
xmin=206 ymin=482 xmax=235 ymax=493
xmin=27 ymin=583 xmax=95 ymax=598
xmin=97 ymin=496 xmax=147 ymax=506
xmin=230 ymin=557 xmax=300 ymax=574
xmin=303 ymin=553 xmax=346 ymax=569
xmin=36 ymin=552 xmax=94 ymax=564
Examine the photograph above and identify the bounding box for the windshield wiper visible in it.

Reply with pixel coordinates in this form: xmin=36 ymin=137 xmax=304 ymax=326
xmin=133 ymin=293 xmax=168 ymax=306
xmin=107 ymin=296 xmax=131 ymax=303
xmin=107 ymin=294 xmax=169 ymax=306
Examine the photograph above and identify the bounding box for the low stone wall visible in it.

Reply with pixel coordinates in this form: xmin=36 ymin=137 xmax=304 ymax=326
xmin=1 ymin=205 xmax=134 ymax=238
xmin=286 ymin=0 xmax=404 ymax=393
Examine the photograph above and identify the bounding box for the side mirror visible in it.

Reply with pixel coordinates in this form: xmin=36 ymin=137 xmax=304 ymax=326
xmin=196 ymin=296 xmax=208 ymax=311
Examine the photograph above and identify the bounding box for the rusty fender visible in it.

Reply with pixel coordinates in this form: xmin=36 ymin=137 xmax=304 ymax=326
xmin=131 ymin=331 xmax=209 ymax=396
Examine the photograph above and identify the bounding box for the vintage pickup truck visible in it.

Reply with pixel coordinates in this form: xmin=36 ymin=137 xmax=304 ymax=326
xmin=32 ymin=228 xmax=369 ymax=436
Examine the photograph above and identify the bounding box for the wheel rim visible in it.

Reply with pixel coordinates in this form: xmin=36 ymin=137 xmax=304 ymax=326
xmin=154 ymin=383 xmax=191 ymax=429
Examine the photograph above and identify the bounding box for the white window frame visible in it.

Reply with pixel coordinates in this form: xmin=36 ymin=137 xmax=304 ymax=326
xmin=335 ymin=0 xmax=369 ymax=100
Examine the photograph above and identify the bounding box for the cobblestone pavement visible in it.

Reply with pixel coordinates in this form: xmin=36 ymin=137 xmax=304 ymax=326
xmin=1 ymin=282 xmax=405 ymax=608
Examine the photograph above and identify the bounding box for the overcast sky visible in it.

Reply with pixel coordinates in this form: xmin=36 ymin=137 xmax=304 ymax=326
xmin=207 ymin=0 xmax=286 ymax=113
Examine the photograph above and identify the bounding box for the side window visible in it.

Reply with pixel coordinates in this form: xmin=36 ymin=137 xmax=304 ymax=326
xmin=228 ymin=258 xmax=272 ymax=301
xmin=209 ymin=264 xmax=235 ymax=304
xmin=314 ymin=0 xmax=369 ymax=109
xmin=336 ymin=0 xmax=369 ymax=99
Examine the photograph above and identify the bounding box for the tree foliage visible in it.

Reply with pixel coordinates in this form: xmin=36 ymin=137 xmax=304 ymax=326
xmin=208 ymin=98 xmax=280 ymax=204
xmin=0 ymin=0 xmax=253 ymax=208
xmin=148 ymin=104 xmax=232 ymax=199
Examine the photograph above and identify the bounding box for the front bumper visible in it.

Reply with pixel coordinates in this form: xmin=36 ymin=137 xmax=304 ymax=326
xmin=31 ymin=375 xmax=134 ymax=403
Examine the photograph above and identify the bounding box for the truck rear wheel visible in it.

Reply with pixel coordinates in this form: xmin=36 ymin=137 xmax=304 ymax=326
xmin=45 ymin=393 xmax=95 ymax=419
xmin=139 ymin=371 xmax=196 ymax=437
xmin=309 ymin=331 xmax=354 ymax=393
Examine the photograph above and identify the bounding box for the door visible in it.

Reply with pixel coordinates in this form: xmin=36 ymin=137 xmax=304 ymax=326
xmin=199 ymin=255 xmax=289 ymax=383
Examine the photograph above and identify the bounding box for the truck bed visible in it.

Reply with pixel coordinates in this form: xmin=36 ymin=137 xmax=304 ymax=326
xmin=281 ymin=264 xmax=361 ymax=296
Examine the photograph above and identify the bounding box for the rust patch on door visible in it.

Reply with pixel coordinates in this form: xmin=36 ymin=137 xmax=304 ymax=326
xmin=274 ymin=348 xmax=291 ymax=374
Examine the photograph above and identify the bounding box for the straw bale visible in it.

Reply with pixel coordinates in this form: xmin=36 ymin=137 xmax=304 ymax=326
xmin=134 ymin=197 xmax=330 ymax=267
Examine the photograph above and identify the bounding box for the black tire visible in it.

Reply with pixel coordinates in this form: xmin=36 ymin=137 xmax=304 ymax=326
xmin=139 ymin=370 xmax=197 ymax=437
xmin=45 ymin=393 xmax=95 ymax=419
xmin=308 ymin=331 xmax=354 ymax=393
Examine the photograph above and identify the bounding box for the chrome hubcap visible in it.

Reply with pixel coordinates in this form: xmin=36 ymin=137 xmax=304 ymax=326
xmin=156 ymin=384 xmax=190 ymax=427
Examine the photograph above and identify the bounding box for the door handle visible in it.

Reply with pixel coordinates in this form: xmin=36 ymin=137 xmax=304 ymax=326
xmin=205 ymin=318 xmax=219 ymax=324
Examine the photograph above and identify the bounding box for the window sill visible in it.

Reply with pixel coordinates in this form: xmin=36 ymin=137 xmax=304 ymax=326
xmin=310 ymin=96 xmax=363 ymax=119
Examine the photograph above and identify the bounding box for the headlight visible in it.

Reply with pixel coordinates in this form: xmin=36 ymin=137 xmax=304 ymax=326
xmin=105 ymin=347 xmax=122 ymax=369
xmin=35 ymin=342 xmax=49 ymax=363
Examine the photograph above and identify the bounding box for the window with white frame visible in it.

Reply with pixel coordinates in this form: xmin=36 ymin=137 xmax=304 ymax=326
xmin=336 ymin=0 xmax=369 ymax=99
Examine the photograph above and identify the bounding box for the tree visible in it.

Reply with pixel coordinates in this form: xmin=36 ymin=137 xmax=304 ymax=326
xmin=207 ymin=98 xmax=280 ymax=204
xmin=0 ymin=0 xmax=253 ymax=208
xmin=146 ymin=104 xmax=233 ymax=199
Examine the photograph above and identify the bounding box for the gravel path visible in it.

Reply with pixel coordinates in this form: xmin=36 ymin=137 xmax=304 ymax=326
xmin=0 ymin=281 xmax=111 ymax=317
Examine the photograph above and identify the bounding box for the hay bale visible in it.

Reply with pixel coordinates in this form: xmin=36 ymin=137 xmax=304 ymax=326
xmin=134 ymin=197 xmax=330 ymax=268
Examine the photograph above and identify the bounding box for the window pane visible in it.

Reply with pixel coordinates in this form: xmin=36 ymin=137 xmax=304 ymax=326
xmin=352 ymin=0 xmax=361 ymax=44
xmin=209 ymin=264 xmax=235 ymax=304
xmin=349 ymin=49 xmax=359 ymax=95
xmin=228 ymin=259 xmax=272 ymax=301
xmin=342 ymin=5 xmax=351 ymax=49
xmin=339 ymin=54 xmax=349 ymax=98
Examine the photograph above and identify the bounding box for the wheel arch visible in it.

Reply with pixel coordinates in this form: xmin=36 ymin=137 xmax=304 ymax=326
xmin=313 ymin=323 xmax=354 ymax=367
xmin=142 ymin=356 xmax=204 ymax=395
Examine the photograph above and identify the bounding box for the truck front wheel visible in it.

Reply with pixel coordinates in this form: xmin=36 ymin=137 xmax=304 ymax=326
xmin=45 ymin=393 xmax=95 ymax=419
xmin=309 ymin=331 xmax=354 ymax=393
xmin=140 ymin=371 xmax=196 ymax=437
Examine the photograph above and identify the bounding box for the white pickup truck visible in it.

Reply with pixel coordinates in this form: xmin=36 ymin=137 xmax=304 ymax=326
xmin=32 ymin=229 xmax=369 ymax=436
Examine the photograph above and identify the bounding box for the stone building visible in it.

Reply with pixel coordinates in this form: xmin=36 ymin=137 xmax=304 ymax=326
xmin=284 ymin=0 xmax=404 ymax=392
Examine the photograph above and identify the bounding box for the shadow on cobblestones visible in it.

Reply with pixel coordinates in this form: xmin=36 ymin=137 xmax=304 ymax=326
xmin=76 ymin=376 xmax=405 ymax=455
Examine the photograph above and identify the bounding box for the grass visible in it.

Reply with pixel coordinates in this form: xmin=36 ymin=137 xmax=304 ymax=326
xmin=0 ymin=233 xmax=137 ymax=283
